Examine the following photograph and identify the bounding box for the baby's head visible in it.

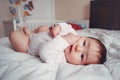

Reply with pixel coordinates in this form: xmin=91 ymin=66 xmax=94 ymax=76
xmin=64 ymin=36 xmax=107 ymax=65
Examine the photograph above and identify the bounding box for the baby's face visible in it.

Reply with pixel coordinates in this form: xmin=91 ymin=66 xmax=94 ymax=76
xmin=64 ymin=36 xmax=101 ymax=65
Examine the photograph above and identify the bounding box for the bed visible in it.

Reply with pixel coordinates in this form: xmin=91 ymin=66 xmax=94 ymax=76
xmin=1 ymin=28 xmax=117 ymax=80
xmin=0 ymin=0 xmax=120 ymax=80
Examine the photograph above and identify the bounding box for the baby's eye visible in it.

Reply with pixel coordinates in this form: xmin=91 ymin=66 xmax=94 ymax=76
xmin=83 ymin=40 xmax=86 ymax=46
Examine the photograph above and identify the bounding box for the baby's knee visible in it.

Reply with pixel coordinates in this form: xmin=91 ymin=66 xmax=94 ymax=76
xmin=9 ymin=31 xmax=17 ymax=41
xmin=9 ymin=31 xmax=22 ymax=48
xmin=9 ymin=31 xmax=29 ymax=52
xmin=9 ymin=31 xmax=20 ymax=41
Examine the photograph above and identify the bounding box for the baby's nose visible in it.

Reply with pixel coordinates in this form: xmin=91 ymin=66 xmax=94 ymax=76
xmin=76 ymin=46 xmax=84 ymax=52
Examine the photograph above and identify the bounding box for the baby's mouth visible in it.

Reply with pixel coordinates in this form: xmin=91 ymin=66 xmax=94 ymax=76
xmin=64 ymin=45 xmax=73 ymax=54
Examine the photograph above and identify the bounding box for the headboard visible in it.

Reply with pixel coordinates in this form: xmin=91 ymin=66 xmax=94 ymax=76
xmin=89 ymin=0 xmax=120 ymax=30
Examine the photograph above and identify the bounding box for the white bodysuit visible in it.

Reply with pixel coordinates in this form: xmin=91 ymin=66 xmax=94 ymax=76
xmin=28 ymin=32 xmax=52 ymax=56
xmin=39 ymin=35 xmax=69 ymax=64
xmin=28 ymin=22 xmax=78 ymax=64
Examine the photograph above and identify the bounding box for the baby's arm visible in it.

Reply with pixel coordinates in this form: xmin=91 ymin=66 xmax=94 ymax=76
xmin=62 ymin=33 xmax=80 ymax=45
xmin=49 ymin=24 xmax=61 ymax=37
xmin=33 ymin=26 xmax=49 ymax=33
xmin=22 ymin=27 xmax=31 ymax=35
xmin=39 ymin=33 xmax=79 ymax=64
xmin=39 ymin=35 xmax=69 ymax=64
xmin=58 ymin=23 xmax=78 ymax=36
xmin=50 ymin=22 xmax=78 ymax=37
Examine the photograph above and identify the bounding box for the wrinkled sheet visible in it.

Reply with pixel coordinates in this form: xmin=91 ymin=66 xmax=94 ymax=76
xmin=1 ymin=28 xmax=120 ymax=80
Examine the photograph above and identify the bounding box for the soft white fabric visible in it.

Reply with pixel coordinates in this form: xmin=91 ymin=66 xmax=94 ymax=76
xmin=56 ymin=63 xmax=112 ymax=80
xmin=57 ymin=22 xmax=77 ymax=35
xmin=39 ymin=35 xmax=69 ymax=64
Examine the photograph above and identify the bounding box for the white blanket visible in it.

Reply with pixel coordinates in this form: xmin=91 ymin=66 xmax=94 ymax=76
xmin=1 ymin=28 xmax=120 ymax=80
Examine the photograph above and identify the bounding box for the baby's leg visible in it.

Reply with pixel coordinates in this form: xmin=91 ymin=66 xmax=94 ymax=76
xmin=9 ymin=31 xmax=29 ymax=53
xmin=33 ymin=26 xmax=50 ymax=33
xmin=22 ymin=27 xmax=31 ymax=35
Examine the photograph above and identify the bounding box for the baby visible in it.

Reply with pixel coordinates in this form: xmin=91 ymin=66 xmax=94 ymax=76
xmin=9 ymin=23 xmax=77 ymax=55
xmin=9 ymin=22 xmax=107 ymax=65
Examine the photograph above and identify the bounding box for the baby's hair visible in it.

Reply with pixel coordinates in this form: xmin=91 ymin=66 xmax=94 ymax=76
xmin=88 ymin=37 xmax=107 ymax=64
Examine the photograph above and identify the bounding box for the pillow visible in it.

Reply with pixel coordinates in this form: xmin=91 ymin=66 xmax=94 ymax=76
xmin=67 ymin=22 xmax=83 ymax=30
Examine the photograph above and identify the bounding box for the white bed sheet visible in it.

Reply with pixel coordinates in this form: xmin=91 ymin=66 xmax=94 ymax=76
xmin=1 ymin=28 xmax=120 ymax=80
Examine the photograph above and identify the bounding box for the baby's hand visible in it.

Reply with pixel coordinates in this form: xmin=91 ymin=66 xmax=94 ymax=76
xmin=49 ymin=24 xmax=61 ymax=37
xmin=62 ymin=33 xmax=80 ymax=45
xmin=22 ymin=27 xmax=31 ymax=35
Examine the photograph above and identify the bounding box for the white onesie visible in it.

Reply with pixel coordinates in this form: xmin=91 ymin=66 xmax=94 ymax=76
xmin=27 ymin=32 xmax=52 ymax=56
xmin=28 ymin=22 xmax=77 ymax=56
xmin=39 ymin=35 xmax=69 ymax=64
